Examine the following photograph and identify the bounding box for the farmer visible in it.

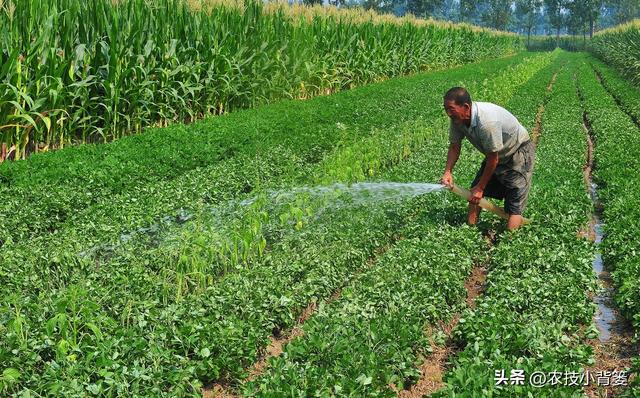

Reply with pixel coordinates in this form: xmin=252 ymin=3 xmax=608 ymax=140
xmin=440 ymin=87 xmax=535 ymax=230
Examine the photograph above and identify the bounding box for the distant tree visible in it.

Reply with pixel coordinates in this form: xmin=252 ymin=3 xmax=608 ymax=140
xmin=361 ymin=0 xmax=395 ymax=12
xmin=516 ymin=0 xmax=542 ymax=45
xmin=481 ymin=0 xmax=513 ymax=30
xmin=441 ymin=0 xmax=461 ymax=20
xmin=544 ymin=0 xmax=565 ymax=44
xmin=406 ymin=0 xmax=445 ymax=18
xmin=599 ymin=3 xmax=617 ymax=27
xmin=392 ymin=0 xmax=409 ymax=16
xmin=431 ymin=0 xmax=460 ymax=20
xmin=608 ymin=0 xmax=640 ymax=24
xmin=460 ymin=0 xmax=479 ymax=22
xmin=566 ymin=0 xmax=603 ymax=37
xmin=566 ymin=1 xmax=588 ymax=36
xmin=533 ymin=5 xmax=547 ymax=34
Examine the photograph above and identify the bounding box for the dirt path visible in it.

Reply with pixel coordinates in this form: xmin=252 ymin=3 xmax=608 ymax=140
xmin=532 ymin=72 xmax=558 ymax=144
xmin=202 ymin=241 xmax=400 ymax=397
xmin=390 ymin=264 xmax=487 ymax=398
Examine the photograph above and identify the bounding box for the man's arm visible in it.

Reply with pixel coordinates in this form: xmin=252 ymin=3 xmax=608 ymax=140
xmin=441 ymin=142 xmax=461 ymax=187
xmin=469 ymin=151 xmax=498 ymax=204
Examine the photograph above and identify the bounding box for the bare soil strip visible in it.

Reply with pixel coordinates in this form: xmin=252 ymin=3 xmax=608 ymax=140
xmin=203 ymin=385 xmax=235 ymax=398
xmin=531 ymin=72 xmax=558 ymax=144
xmin=389 ymin=264 xmax=487 ymax=398
xmin=242 ymin=277 xmax=349 ymax=384
xmin=203 ymin=240 xmax=400 ymax=398
xmin=579 ymin=97 xmax=639 ymax=397
xmin=582 ymin=114 xmax=595 ymax=194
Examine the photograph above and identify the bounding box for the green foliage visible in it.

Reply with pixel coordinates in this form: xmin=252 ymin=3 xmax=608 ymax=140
xmin=481 ymin=0 xmax=512 ymax=30
xmin=0 ymin=53 xmax=536 ymax=246
xmin=245 ymin=220 xmax=485 ymax=396
xmin=544 ymin=0 xmax=566 ymax=36
xmin=575 ymin=55 xmax=640 ymax=394
xmin=527 ymin=35 xmax=588 ymax=52
xmin=0 ymin=0 xmax=523 ymax=156
xmin=4 ymin=43 xmax=630 ymax=396
xmin=435 ymin=52 xmax=598 ymax=396
xmin=515 ymin=0 xmax=542 ymax=45
xmin=565 ymin=0 xmax=603 ymax=37
xmin=242 ymin=52 xmax=560 ymax=396
xmin=590 ymin=22 xmax=640 ymax=85
xmin=406 ymin=0 xmax=445 ymax=18
xmin=0 ymin=53 xmax=550 ymax=395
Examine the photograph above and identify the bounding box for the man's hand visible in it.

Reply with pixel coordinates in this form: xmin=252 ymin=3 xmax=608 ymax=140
xmin=442 ymin=143 xmax=461 ymax=188
xmin=440 ymin=171 xmax=453 ymax=188
xmin=469 ymin=185 xmax=484 ymax=205
xmin=470 ymin=152 xmax=497 ymax=205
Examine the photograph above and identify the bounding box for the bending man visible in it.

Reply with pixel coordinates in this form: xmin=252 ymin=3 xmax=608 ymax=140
xmin=440 ymin=87 xmax=535 ymax=230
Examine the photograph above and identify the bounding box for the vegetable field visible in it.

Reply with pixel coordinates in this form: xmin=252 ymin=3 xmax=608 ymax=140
xmin=2 ymin=8 xmax=640 ymax=396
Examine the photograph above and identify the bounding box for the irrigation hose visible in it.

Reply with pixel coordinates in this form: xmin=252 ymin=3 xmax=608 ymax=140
xmin=446 ymin=183 xmax=532 ymax=225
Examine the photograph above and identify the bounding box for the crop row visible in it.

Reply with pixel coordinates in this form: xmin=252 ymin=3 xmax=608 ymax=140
xmin=0 ymin=52 xmax=555 ymax=296
xmin=242 ymin=122 xmax=487 ymax=396
xmin=527 ymin=36 xmax=587 ymax=52
xmin=1 ymin=107 xmax=471 ymax=396
xmin=589 ymin=57 xmax=640 ymax=128
xmin=2 ymin=197 xmax=410 ymax=395
xmin=0 ymin=54 xmax=555 ymax=395
xmin=237 ymin=53 xmax=565 ymax=396
xmin=1 ymin=0 xmax=522 ymax=156
xmin=313 ymin=50 xmax=559 ymax=185
xmin=113 ymin=48 xmax=555 ymax=328
xmin=0 ymin=52 xmax=544 ymax=245
xmin=246 ymin=203 xmax=485 ymax=396
xmin=435 ymin=52 xmax=597 ymax=397
xmin=590 ymin=21 xmax=640 ymax=85
xmin=575 ymin=55 xmax=640 ymax=394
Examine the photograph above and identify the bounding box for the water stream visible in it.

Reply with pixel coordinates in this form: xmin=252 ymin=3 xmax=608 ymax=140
xmin=589 ymin=180 xmax=617 ymax=343
xmin=80 ymin=182 xmax=446 ymax=260
xmin=242 ymin=182 xmax=445 ymax=206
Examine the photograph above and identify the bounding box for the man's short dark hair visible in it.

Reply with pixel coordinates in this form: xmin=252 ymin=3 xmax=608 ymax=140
xmin=444 ymin=87 xmax=472 ymax=106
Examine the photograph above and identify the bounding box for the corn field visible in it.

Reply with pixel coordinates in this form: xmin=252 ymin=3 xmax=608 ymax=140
xmin=526 ymin=35 xmax=587 ymax=52
xmin=0 ymin=0 xmax=522 ymax=160
xmin=590 ymin=19 xmax=640 ymax=85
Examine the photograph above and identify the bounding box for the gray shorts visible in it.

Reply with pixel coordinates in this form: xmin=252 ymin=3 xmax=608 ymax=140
xmin=471 ymin=140 xmax=536 ymax=216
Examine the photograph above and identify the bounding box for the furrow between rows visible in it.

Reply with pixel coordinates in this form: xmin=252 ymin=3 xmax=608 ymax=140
xmin=234 ymin=52 xmax=565 ymax=398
